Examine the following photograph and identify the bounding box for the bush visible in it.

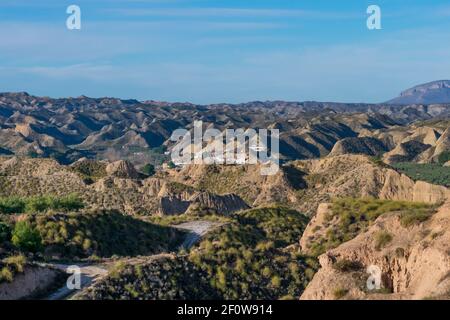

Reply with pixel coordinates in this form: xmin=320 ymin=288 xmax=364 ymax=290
xmin=141 ymin=163 xmax=155 ymax=176
xmin=0 ymin=267 xmax=13 ymax=282
xmin=333 ymin=259 xmax=363 ymax=273
xmin=11 ymin=221 xmax=42 ymax=252
xmin=333 ymin=288 xmax=349 ymax=300
xmin=438 ymin=152 xmax=450 ymax=165
xmin=0 ymin=197 xmax=26 ymax=214
xmin=28 ymin=211 xmax=184 ymax=259
xmin=184 ymin=206 xmax=314 ymax=300
xmin=400 ymin=209 xmax=435 ymax=227
xmin=0 ymin=255 xmax=27 ymax=284
xmin=0 ymin=194 xmax=84 ymax=214
xmin=393 ymin=162 xmax=450 ymax=187
xmin=308 ymin=198 xmax=435 ymax=256
xmin=0 ymin=222 xmax=11 ymax=243
xmin=374 ymin=231 xmax=393 ymax=250
xmin=3 ymin=254 xmax=26 ymax=273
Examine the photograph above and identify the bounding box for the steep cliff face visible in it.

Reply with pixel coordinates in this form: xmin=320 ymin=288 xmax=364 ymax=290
xmin=186 ymin=192 xmax=250 ymax=215
xmin=167 ymin=163 xmax=303 ymax=208
xmin=158 ymin=192 xmax=249 ymax=216
xmin=300 ymin=202 xmax=450 ymax=300
xmin=293 ymin=154 xmax=450 ymax=215
xmin=105 ymin=160 xmax=141 ymax=179
xmin=379 ymin=171 xmax=450 ymax=203
xmin=329 ymin=137 xmax=389 ymax=157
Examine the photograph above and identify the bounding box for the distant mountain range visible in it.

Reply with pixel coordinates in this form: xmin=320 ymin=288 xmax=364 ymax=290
xmin=0 ymin=81 xmax=449 ymax=165
xmin=387 ymin=80 xmax=450 ymax=105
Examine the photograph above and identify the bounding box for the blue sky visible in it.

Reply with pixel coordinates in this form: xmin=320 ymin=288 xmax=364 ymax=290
xmin=0 ymin=0 xmax=449 ymax=103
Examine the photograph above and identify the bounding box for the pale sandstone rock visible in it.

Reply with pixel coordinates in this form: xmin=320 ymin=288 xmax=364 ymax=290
xmin=300 ymin=202 xmax=450 ymax=300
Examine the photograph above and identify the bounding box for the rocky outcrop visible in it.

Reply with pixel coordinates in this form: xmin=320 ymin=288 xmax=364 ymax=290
xmin=168 ymin=163 xmax=303 ymax=209
xmin=299 ymin=203 xmax=334 ymax=254
xmin=158 ymin=192 xmax=249 ymax=216
xmin=105 ymin=160 xmax=140 ymax=179
xmin=300 ymin=202 xmax=450 ymax=300
xmin=293 ymin=154 xmax=450 ymax=215
xmin=329 ymin=137 xmax=389 ymax=157
xmin=159 ymin=196 xmax=191 ymax=215
xmin=433 ymin=128 xmax=450 ymax=159
xmin=383 ymin=140 xmax=432 ymax=164
xmin=186 ymin=192 xmax=250 ymax=215
xmin=379 ymin=170 xmax=450 ymax=203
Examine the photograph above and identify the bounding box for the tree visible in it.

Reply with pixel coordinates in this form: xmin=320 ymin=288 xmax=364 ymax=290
xmin=11 ymin=221 xmax=42 ymax=252
xmin=141 ymin=163 xmax=155 ymax=176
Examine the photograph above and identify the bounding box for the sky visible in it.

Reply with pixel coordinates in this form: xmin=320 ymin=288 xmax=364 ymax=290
xmin=0 ymin=0 xmax=449 ymax=104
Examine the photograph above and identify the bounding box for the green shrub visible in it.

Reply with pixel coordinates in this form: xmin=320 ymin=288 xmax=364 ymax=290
xmin=333 ymin=288 xmax=349 ymax=300
xmin=400 ymin=209 xmax=435 ymax=227
xmin=438 ymin=152 xmax=450 ymax=165
xmin=27 ymin=211 xmax=184 ymax=259
xmin=0 ymin=194 xmax=84 ymax=214
xmin=0 ymin=267 xmax=13 ymax=282
xmin=11 ymin=221 xmax=42 ymax=252
xmin=308 ymin=198 xmax=434 ymax=256
xmin=333 ymin=259 xmax=363 ymax=272
xmin=141 ymin=163 xmax=155 ymax=176
xmin=374 ymin=231 xmax=393 ymax=250
xmin=3 ymin=254 xmax=26 ymax=273
xmin=0 ymin=222 xmax=11 ymax=243
xmin=183 ymin=206 xmax=314 ymax=300
xmin=0 ymin=197 xmax=26 ymax=214
xmin=393 ymin=162 xmax=450 ymax=187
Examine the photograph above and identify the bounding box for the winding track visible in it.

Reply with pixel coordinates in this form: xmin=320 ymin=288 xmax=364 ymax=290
xmin=45 ymin=220 xmax=223 ymax=300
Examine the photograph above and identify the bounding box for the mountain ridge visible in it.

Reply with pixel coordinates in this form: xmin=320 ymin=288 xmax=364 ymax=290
xmin=387 ymin=80 xmax=450 ymax=105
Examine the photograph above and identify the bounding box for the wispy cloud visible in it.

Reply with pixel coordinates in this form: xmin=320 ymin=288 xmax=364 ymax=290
xmin=104 ymin=7 xmax=359 ymax=19
xmin=4 ymin=26 xmax=450 ymax=104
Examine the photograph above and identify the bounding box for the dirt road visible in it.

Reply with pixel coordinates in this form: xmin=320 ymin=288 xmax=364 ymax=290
xmin=45 ymin=220 xmax=222 ymax=300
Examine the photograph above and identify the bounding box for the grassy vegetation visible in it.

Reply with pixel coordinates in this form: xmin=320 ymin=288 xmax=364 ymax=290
xmin=0 ymin=194 xmax=84 ymax=214
xmin=438 ymin=151 xmax=450 ymax=165
xmin=374 ymin=231 xmax=393 ymax=251
xmin=0 ymin=221 xmax=11 ymax=243
xmin=0 ymin=254 xmax=27 ymax=283
xmin=234 ymin=206 xmax=309 ymax=247
xmin=70 ymin=160 xmax=107 ymax=184
xmin=82 ymin=257 xmax=221 ymax=300
xmin=393 ymin=162 xmax=450 ymax=187
xmin=82 ymin=206 xmax=317 ymax=300
xmin=369 ymin=156 xmax=392 ymax=169
xmin=140 ymin=163 xmax=155 ymax=176
xmin=194 ymin=165 xmax=260 ymax=204
xmin=333 ymin=259 xmax=363 ymax=273
xmin=12 ymin=211 xmax=186 ymax=259
xmin=308 ymin=198 xmax=435 ymax=256
xmin=185 ymin=207 xmax=315 ymax=300
xmin=11 ymin=221 xmax=42 ymax=253
xmin=333 ymin=288 xmax=349 ymax=300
